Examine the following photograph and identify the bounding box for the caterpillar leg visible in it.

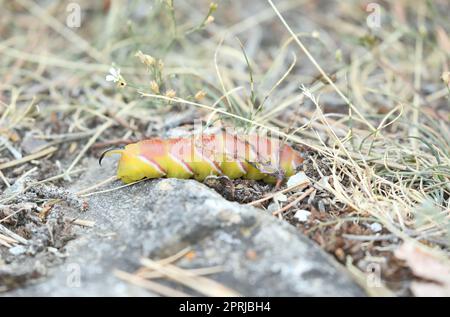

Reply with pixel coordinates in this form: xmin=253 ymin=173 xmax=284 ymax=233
xmin=274 ymin=178 xmax=283 ymax=190
xmin=271 ymin=169 xmax=285 ymax=190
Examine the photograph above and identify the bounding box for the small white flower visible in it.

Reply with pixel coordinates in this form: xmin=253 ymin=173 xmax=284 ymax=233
xmin=106 ymin=67 xmax=121 ymax=83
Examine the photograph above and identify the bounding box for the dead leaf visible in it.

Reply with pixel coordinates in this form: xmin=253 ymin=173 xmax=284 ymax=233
xmin=395 ymin=242 xmax=450 ymax=297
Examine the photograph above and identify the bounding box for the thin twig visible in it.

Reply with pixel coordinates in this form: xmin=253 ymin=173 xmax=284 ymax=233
xmin=140 ymin=258 xmax=241 ymax=297
xmin=272 ymin=187 xmax=315 ymax=216
xmin=65 ymin=217 xmax=95 ymax=228
xmin=0 ymin=224 xmax=28 ymax=245
xmin=247 ymin=179 xmax=309 ymax=206
xmin=76 ymin=175 xmax=118 ymax=196
xmin=268 ymin=0 xmax=376 ymax=132
xmin=0 ymin=146 xmax=58 ymax=170
xmin=114 ymin=269 xmax=191 ymax=297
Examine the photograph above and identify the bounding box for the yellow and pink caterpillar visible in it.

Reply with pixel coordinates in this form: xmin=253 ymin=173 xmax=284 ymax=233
xmin=100 ymin=132 xmax=304 ymax=185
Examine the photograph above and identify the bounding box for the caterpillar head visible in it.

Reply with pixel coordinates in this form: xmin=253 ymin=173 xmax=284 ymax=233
xmin=99 ymin=143 xmax=165 ymax=183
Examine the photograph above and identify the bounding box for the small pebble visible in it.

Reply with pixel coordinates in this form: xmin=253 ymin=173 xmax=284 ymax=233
xmin=293 ymin=209 xmax=311 ymax=222
xmin=267 ymin=202 xmax=280 ymax=213
xmin=9 ymin=245 xmax=27 ymax=256
xmin=273 ymin=193 xmax=287 ymax=202
xmin=287 ymin=172 xmax=310 ymax=187
xmin=369 ymin=222 xmax=383 ymax=233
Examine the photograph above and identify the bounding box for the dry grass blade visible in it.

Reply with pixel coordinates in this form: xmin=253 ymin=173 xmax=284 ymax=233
xmin=134 ymin=248 xmax=225 ymax=278
xmin=140 ymin=258 xmax=241 ymax=297
xmin=14 ymin=0 xmax=105 ymax=62
xmin=247 ymin=179 xmax=310 ymax=206
xmin=0 ymin=208 xmax=26 ymax=224
xmin=78 ymin=178 xmax=147 ymax=198
xmin=0 ymin=233 xmax=18 ymax=247
xmin=114 ymin=269 xmax=191 ymax=297
xmin=136 ymin=266 xmax=224 ymax=280
xmin=0 ymin=146 xmax=58 ymax=170
xmin=0 ymin=170 xmax=10 ymax=187
xmin=0 ymin=224 xmax=28 ymax=245
xmin=268 ymin=0 xmax=376 ymax=132
xmin=76 ymin=175 xmax=118 ymax=196
xmin=272 ymin=187 xmax=315 ymax=216
xmin=64 ymin=218 xmax=95 ymax=228
xmin=0 ymin=237 xmax=14 ymax=248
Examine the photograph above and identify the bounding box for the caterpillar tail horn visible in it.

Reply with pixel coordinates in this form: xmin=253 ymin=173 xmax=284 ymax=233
xmin=98 ymin=147 xmax=125 ymax=166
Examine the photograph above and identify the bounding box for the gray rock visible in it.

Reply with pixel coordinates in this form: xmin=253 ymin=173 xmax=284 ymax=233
xmin=5 ymin=160 xmax=365 ymax=296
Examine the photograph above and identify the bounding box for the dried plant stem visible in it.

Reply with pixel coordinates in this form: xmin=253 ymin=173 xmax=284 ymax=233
xmin=76 ymin=175 xmax=118 ymax=196
xmin=0 ymin=224 xmax=28 ymax=245
xmin=114 ymin=269 xmax=191 ymax=297
xmin=272 ymin=187 xmax=315 ymax=216
xmin=247 ymin=179 xmax=310 ymax=206
xmin=410 ymin=3 xmax=425 ymax=150
xmin=0 ymin=146 xmax=57 ymax=170
xmin=268 ymin=0 xmax=376 ymax=132
xmin=140 ymin=258 xmax=241 ymax=297
xmin=15 ymin=0 xmax=105 ymax=62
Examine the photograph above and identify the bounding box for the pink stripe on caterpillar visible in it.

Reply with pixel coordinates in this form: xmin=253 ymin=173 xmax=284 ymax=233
xmin=237 ymin=161 xmax=248 ymax=174
xmin=194 ymin=148 xmax=223 ymax=175
xmin=138 ymin=155 xmax=166 ymax=175
xmin=168 ymin=153 xmax=194 ymax=175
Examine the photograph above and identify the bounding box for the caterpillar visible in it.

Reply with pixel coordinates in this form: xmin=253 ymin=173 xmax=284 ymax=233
xmin=99 ymin=132 xmax=304 ymax=185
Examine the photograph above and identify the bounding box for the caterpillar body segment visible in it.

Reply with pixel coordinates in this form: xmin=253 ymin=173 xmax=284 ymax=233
xmin=102 ymin=132 xmax=304 ymax=184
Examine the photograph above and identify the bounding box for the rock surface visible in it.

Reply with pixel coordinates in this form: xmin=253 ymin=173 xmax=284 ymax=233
xmin=6 ymin=161 xmax=365 ymax=296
